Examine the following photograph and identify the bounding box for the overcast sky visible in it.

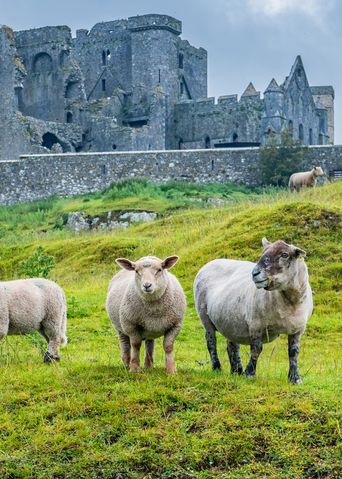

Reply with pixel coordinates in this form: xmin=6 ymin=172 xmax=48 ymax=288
xmin=2 ymin=0 xmax=341 ymax=143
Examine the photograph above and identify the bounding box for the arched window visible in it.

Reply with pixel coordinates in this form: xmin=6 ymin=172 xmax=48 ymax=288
xmin=102 ymin=49 xmax=111 ymax=65
xmin=299 ymin=124 xmax=304 ymax=142
xmin=102 ymin=79 xmax=106 ymax=92
xmin=288 ymin=120 xmax=293 ymax=138
xmin=233 ymin=132 xmax=238 ymax=142
xmin=65 ymin=81 xmax=78 ymax=100
xmin=66 ymin=112 xmax=73 ymax=123
xmin=205 ymin=136 xmax=211 ymax=148
xmin=309 ymin=128 xmax=313 ymax=145
xmin=32 ymin=52 xmax=53 ymax=73
xmin=319 ymin=134 xmax=323 ymax=145
xmin=59 ymin=50 xmax=69 ymax=67
xmin=178 ymin=138 xmax=184 ymax=150
xmin=179 ymin=53 xmax=184 ymax=69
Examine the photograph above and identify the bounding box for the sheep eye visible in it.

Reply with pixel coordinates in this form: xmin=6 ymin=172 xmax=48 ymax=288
xmin=281 ymin=252 xmax=289 ymax=258
xmin=155 ymin=269 xmax=162 ymax=275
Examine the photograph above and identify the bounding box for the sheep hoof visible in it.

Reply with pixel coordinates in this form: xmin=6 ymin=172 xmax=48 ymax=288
xmin=288 ymin=372 xmax=303 ymax=385
xmin=212 ymin=361 xmax=221 ymax=371
xmin=166 ymin=366 xmax=177 ymax=374
xmin=231 ymin=364 xmax=244 ymax=375
xmin=44 ymin=351 xmax=60 ymax=363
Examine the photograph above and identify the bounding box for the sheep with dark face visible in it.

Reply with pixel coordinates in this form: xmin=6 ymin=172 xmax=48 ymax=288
xmin=194 ymin=239 xmax=313 ymax=383
xmin=106 ymin=255 xmax=186 ymax=373
xmin=289 ymin=166 xmax=324 ymax=191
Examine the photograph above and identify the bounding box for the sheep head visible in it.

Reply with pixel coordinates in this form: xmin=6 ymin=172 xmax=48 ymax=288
xmin=116 ymin=255 xmax=179 ymax=299
xmin=252 ymin=238 xmax=306 ymax=291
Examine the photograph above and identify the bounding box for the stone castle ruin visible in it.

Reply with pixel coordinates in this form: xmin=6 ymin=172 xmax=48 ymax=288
xmin=0 ymin=14 xmax=335 ymax=161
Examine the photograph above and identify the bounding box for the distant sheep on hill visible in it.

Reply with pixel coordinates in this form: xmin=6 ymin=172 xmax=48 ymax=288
xmin=289 ymin=166 xmax=324 ymax=191
xmin=0 ymin=278 xmax=67 ymax=362
xmin=194 ymin=238 xmax=313 ymax=384
xmin=106 ymin=255 xmax=186 ymax=373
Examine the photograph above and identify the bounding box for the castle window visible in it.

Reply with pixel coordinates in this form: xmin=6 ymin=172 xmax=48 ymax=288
xmin=233 ymin=132 xmax=238 ymax=142
xmin=178 ymin=138 xmax=184 ymax=150
xmin=102 ymin=79 xmax=106 ymax=91
xmin=288 ymin=120 xmax=293 ymax=137
xmin=101 ymin=165 xmax=107 ymax=175
xmin=180 ymin=82 xmax=184 ymax=95
xmin=65 ymin=81 xmax=78 ymax=100
xmin=309 ymin=128 xmax=313 ymax=145
xmin=297 ymin=68 xmax=302 ymax=77
xmin=179 ymin=53 xmax=184 ymax=69
xmin=112 ymin=144 xmax=117 ymax=150
xmin=59 ymin=50 xmax=69 ymax=67
xmin=102 ymin=49 xmax=111 ymax=65
xmin=66 ymin=112 xmax=73 ymax=123
xmin=299 ymin=124 xmax=304 ymax=142
xmin=32 ymin=52 xmax=53 ymax=74
xmin=205 ymin=136 xmax=211 ymax=149
xmin=319 ymin=134 xmax=323 ymax=145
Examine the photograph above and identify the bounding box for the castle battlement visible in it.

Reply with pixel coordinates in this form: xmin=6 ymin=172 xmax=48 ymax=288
xmin=128 ymin=14 xmax=182 ymax=35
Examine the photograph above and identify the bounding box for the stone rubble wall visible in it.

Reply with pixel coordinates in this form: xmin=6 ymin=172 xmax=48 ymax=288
xmin=0 ymin=146 xmax=341 ymax=205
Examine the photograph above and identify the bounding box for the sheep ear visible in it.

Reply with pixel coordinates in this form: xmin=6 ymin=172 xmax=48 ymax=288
xmin=162 ymin=256 xmax=179 ymax=270
xmin=293 ymin=247 xmax=306 ymax=258
xmin=116 ymin=258 xmax=135 ymax=271
xmin=262 ymin=237 xmax=271 ymax=249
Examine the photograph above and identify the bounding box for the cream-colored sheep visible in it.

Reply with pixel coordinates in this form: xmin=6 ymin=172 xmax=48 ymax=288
xmin=106 ymin=255 xmax=186 ymax=373
xmin=289 ymin=166 xmax=324 ymax=191
xmin=0 ymin=278 xmax=67 ymax=362
xmin=194 ymin=238 xmax=313 ymax=383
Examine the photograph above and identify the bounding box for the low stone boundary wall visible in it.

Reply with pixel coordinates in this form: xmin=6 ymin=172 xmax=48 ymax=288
xmin=0 ymin=145 xmax=341 ymax=205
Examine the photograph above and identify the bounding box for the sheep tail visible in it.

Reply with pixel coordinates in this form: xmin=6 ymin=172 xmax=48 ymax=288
xmin=60 ymin=307 xmax=68 ymax=346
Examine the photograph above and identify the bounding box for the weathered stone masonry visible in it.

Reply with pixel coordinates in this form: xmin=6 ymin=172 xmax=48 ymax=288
xmin=0 ymin=146 xmax=340 ymax=205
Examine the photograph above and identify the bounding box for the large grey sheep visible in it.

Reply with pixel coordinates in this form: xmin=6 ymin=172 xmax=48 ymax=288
xmin=289 ymin=166 xmax=324 ymax=191
xmin=0 ymin=278 xmax=67 ymax=362
xmin=194 ymin=238 xmax=313 ymax=383
xmin=106 ymin=255 xmax=186 ymax=373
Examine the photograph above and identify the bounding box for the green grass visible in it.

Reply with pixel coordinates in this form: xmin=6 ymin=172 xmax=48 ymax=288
xmin=0 ymin=181 xmax=341 ymax=478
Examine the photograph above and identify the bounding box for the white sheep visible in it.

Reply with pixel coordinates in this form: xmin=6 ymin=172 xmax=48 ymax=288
xmin=194 ymin=238 xmax=313 ymax=383
xmin=0 ymin=278 xmax=67 ymax=362
xmin=288 ymin=166 xmax=324 ymax=191
xmin=106 ymin=255 xmax=186 ymax=373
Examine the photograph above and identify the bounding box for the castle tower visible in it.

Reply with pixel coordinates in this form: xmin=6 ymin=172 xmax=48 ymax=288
xmin=262 ymin=78 xmax=285 ymax=144
xmin=310 ymin=86 xmax=334 ymax=144
xmin=128 ymin=14 xmax=182 ymax=148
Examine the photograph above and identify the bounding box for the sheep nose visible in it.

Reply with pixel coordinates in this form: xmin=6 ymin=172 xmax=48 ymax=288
xmin=143 ymin=282 xmax=152 ymax=291
xmin=252 ymin=266 xmax=261 ymax=278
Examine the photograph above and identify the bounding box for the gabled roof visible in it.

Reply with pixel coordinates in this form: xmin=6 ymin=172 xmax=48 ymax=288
xmin=241 ymin=82 xmax=259 ymax=97
xmin=310 ymin=86 xmax=335 ymax=99
xmin=264 ymin=78 xmax=283 ymax=94
xmin=282 ymin=55 xmax=307 ymax=90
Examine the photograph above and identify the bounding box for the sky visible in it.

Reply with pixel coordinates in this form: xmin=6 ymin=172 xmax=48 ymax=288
xmin=1 ymin=0 xmax=341 ymax=143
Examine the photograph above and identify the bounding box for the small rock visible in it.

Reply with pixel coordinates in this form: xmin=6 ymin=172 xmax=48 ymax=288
xmin=119 ymin=211 xmax=157 ymax=223
xmin=313 ymin=220 xmax=321 ymax=228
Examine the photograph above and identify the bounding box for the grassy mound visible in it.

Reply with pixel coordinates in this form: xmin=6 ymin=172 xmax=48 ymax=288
xmin=0 ymin=181 xmax=341 ymax=478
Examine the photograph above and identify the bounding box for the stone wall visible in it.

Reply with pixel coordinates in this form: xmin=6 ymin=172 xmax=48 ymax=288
xmin=0 ymin=146 xmax=341 ymax=205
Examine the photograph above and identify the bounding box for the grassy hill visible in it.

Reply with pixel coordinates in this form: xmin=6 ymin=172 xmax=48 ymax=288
xmin=0 ymin=181 xmax=341 ymax=479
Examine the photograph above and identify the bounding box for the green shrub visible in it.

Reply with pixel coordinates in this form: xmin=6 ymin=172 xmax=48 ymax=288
xmin=258 ymin=129 xmax=307 ymax=186
xmin=18 ymin=245 xmax=55 ymax=278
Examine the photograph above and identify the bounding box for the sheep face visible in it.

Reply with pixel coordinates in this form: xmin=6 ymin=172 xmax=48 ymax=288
xmin=313 ymin=166 xmax=324 ymax=177
xmin=116 ymin=255 xmax=179 ymax=299
xmin=252 ymin=238 xmax=306 ymax=291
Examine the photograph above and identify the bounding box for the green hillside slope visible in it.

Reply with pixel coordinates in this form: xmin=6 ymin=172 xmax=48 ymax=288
xmin=0 ymin=182 xmax=341 ymax=479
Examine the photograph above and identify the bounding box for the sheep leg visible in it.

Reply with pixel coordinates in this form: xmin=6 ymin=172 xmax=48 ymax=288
xmin=129 ymin=337 xmax=142 ymax=372
xmin=144 ymin=339 xmax=154 ymax=369
xmin=288 ymin=333 xmax=302 ymax=384
xmin=163 ymin=328 xmax=179 ymax=374
xmin=44 ymin=337 xmax=61 ymax=363
xmin=227 ymin=341 xmax=243 ymax=375
xmin=118 ymin=331 xmax=131 ymax=368
xmin=245 ymin=337 xmax=263 ymax=378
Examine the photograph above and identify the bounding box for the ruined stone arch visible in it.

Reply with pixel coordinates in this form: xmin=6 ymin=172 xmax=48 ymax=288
xmin=32 ymin=52 xmax=53 ymax=73
xmin=65 ymin=81 xmax=79 ymax=100
xmin=59 ymin=50 xmax=70 ymax=67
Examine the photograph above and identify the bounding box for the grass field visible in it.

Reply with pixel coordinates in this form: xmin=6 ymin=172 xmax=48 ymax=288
xmin=0 ymin=181 xmax=341 ymax=479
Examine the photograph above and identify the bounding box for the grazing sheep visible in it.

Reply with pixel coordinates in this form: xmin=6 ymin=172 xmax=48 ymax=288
xmin=289 ymin=166 xmax=324 ymax=191
xmin=194 ymin=238 xmax=313 ymax=384
xmin=0 ymin=278 xmax=67 ymax=362
xmin=106 ymin=255 xmax=186 ymax=373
